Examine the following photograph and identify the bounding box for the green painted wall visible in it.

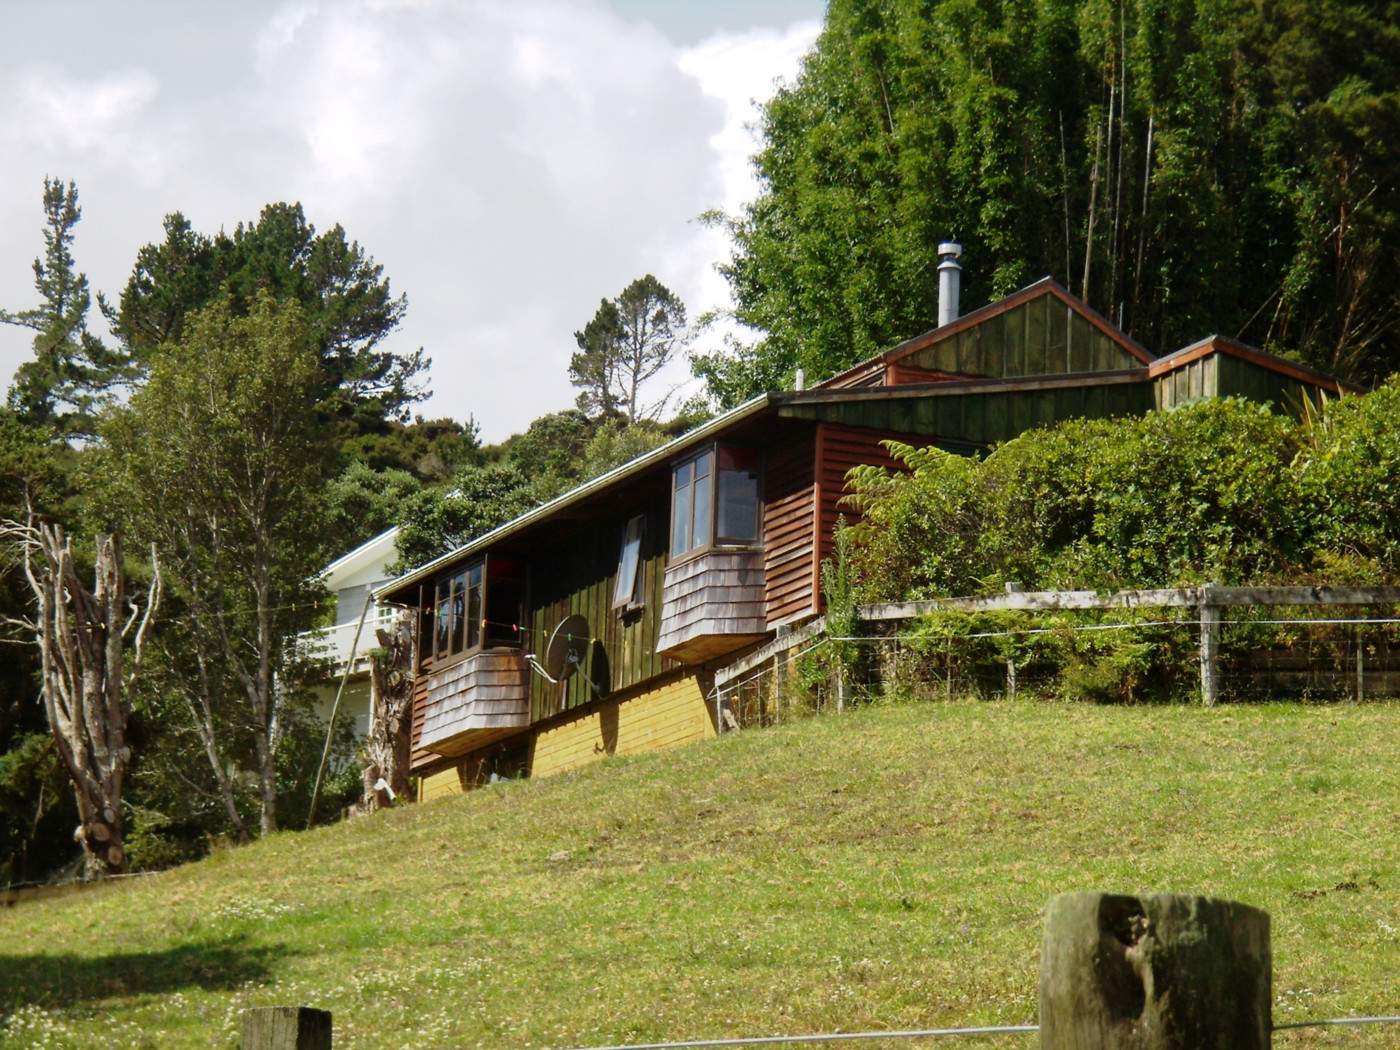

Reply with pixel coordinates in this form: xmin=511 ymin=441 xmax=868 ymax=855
xmin=526 ymin=495 xmax=674 ymax=724
xmin=784 ymin=381 xmax=1154 ymax=447
xmin=908 ymin=292 xmax=1140 ymax=377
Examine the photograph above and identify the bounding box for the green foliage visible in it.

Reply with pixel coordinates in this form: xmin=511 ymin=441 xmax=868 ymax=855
xmin=706 ymin=0 xmax=1400 ymax=400
xmin=0 ymin=733 xmax=76 ymax=886
xmin=336 ymin=415 xmax=483 ymax=480
xmin=95 ymin=294 xmax=334 ymax=835
xmin=107 ymin=202 xmax=426 ymax=423
xmin=1 ymin=179 xmax=129 ymax=435
xmin=847 ymin=398 xmax=1305 ymax=599
xmin=325 ymin=461 xmax=421 ymax=553
xmin=393 ymin=462 xmax=536 ymax=571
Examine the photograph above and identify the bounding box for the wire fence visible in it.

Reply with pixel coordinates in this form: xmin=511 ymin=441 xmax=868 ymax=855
xmin=555 ymin=1015 xmax=1400 ymax=1050
xmin=711 ymin=609 xmax=1400 ymax=731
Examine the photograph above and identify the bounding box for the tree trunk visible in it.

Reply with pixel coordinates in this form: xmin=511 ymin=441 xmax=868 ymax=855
xmin=4 ymin=521 xmax=160 ymax=878
xmin=364 ymin=611 xmax=416 ymax=810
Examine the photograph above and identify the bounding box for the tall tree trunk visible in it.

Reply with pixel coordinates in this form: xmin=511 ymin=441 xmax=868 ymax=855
xmin=3 ymin=521 xmax=160 ymax=877
xmin=363 ymin=611 xmax=416 ymax=811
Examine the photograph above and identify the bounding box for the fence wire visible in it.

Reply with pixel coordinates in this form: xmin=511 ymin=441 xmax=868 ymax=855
xmin=554 ymin=1015 xmax=1400 ymax=1050
xmin=709 ymin=612 xmax=1400 ymax=731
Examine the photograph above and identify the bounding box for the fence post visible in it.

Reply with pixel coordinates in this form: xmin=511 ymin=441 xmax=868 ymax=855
xmin=1199 ymin=599 xmax=1220 ymax=706
xmin=1040 ymin=892 xmax=1269 ymax=1050
xmin=241 ymin=1007 xmax=332 ymax=1050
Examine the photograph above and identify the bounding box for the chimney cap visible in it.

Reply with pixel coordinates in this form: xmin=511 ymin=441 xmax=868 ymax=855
xmin=937 ymin=241 xmax=963 ymax=259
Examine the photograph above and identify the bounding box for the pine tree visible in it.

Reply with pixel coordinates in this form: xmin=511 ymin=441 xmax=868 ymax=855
xmin=2 ymin=179 xmax=127 ymax=435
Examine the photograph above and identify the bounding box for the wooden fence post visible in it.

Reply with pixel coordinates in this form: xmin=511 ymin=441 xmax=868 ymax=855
xmin=241 ymin=1007 xmax=332 ymax=1050
xmin=1199 ymin=602 xmax=1220 ymax=707
xmin=1040 ymin=892 xmax=1270 ymax=1050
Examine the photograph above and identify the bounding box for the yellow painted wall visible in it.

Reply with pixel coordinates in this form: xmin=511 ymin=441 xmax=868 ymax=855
xmin=529 ymin=674 xmax=713 ymax=778
xmin=417 ymin=766 xmax=464 ymax=802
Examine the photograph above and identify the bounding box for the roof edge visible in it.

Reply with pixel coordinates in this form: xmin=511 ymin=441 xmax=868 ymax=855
xmin=376 ymin=393 xmax=777 ymax=601
xmin=1149 ymin=334 xmax=1365 ymax=393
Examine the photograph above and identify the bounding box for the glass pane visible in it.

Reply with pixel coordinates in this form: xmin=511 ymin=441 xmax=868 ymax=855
xmin=467 ymin=573 xmax=483 ymax=650
xmin=435 ymin=588 xmax=450 ymax=657
xmin=717 ymin=462 xmax=760 ymax=542
xmin=671 ymin=463 xmax=692 ymax=557
xmin=693 ymin=450 xmax=712 ymax=479
xmin=614 ymin=516 xmax=643 ymax=606
xmin=450 ymin=577 xmax=465 ymax=654
xmin=691 ymin=471 xmax=712 ymax=551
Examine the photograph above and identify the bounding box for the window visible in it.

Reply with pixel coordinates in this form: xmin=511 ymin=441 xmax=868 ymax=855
xmin=671 ymin=445 xmax=761 ymax=559
xmin=433 ymin=561 xmax=483 ymax=660
xmin=613 ymin=515 xmax=646 ymax=609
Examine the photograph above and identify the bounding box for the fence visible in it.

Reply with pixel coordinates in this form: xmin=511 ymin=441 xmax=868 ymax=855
xmin=709 ymin=585 xmax=1400 ymax=729
xmin=239 ymin=892 xmax=1400 ymax=1048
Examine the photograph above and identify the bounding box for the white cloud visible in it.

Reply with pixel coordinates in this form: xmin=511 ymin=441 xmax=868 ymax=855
xmin=0 ymin=0 xmax=817 ymax=441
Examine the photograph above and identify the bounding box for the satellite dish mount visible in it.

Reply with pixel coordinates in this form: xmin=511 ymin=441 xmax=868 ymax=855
xmin=527 ymin=614 xmax=604 ymax=696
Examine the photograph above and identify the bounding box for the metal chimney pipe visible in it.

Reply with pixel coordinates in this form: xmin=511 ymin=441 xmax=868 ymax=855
xmin=794 ymin=367 xmax=805 ymax=391
xmin=937 ymin=241 xmax=963 ymax=327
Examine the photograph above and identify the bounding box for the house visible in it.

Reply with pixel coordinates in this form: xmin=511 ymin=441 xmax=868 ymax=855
xmin=375 ymin=268 xmax=1354 ymax=802
xmin=304 ymin=527 xmax=403 ymax=741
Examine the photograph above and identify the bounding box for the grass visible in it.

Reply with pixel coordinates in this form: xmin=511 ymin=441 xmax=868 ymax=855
xmin=2 ymin=698 xmax=1400 ymax=1049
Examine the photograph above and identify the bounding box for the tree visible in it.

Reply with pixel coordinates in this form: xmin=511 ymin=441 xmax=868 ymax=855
xmin=393 ymin=462 xmax=536 ymax=572
xmin=96 ymin=295 xmax=333 ymax=836
xmin=2 ymin=179 xmax=128 ymax=435
xmin=0 ymin=523 xmax=160 ymax=876
xmin=570 ymin=275 xmax=688 ymax=422
xmin=106 ymin=202 xmax=428 ymax=424
xmin=705 ymin=0 xmax=1400 ymax=401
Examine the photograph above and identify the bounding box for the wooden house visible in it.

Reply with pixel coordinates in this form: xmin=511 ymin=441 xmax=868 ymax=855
xmin=375 ymin=277 xmax=1353 ymax=800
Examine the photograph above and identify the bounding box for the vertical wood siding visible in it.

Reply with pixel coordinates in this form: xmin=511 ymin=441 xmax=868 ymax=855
xmin=527 ymin=495 xmax=674 ymax=724
xmin=907 ymin=291 xmax=1140 ymax=378
xmin=763 ymin=428 xmax=817 ymax=626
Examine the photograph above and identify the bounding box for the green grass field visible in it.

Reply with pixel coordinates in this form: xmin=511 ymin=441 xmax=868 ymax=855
xmin=2 ymin=699 xmax=1399 ymax=1049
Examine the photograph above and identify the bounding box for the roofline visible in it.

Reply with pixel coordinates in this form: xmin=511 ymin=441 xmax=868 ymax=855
xmin=1149 ymin=334 xmax=1366 ymax=393
xmin=786 ymin=368 xmax=1148 ymax=404
xmin=375 ymin=394 xmax=778 ymax=600
xmin=815 ymin=278 xmax=1155 ymax=390
xmin=319 ymin=526 xmax=400 ymax=580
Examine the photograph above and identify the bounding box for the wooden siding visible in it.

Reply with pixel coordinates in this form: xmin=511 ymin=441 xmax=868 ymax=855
xmin=763 ymin=428 xmax=817 ymax=627
xmin=782 ymin=381 xmax=1155 ymax=447
xmin=657 ymin=550 xmax=767 ymax=663
xmin=815 ymin=424 xmax=920 ymax=606
xmin=904 ymin=291 xmax=1140 ymax=379
xmin=529 ymin=674 xmax=713 ymax=778
xmin=1153 ymin=353 xmax=1218 ymax=408
xmin=417 ymin=766 xmax=464 ymax=802
xmin=528 ymin=497 xmax=675 ymax=724
xmin=418 ymin=651 xmax=529 ymax=756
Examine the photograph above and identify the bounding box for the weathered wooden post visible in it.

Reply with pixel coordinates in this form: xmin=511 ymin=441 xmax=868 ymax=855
xmin=1040 ymin=892 xmax=1270 ymax=1049
xmin=241 ymin=1007 xmax=332 ymax=1050
xmin=1198 ymin=599 xmax=1220 ymax=707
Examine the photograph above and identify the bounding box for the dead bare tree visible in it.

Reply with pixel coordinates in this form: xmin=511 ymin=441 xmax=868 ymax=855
xmin=361 ymin=611 xmax=415 ymax=812
xmin=1 ymin=519 xmax=160 ymax=877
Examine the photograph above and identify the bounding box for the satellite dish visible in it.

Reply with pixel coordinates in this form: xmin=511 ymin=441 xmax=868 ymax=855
xmin=543 ymin=615 xmax=591 ymax=681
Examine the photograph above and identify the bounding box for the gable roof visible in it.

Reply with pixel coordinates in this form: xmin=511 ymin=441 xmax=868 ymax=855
xmin=1148 ymin=333 xmax=1365 ymax=394
xmin=818 ymin=278 xmax=1154 ymax=389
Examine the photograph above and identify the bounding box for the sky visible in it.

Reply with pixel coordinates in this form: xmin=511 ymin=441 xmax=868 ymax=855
xmin=0 ymin=0 xmax=824 ymax=443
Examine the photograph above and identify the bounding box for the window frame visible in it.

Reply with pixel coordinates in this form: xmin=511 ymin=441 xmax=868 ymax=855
xmin=613 ymin=514 xmax=647 ymax=611
xmin=431 ymin=558 xmax=486 ymax=665
xmin=669 ymin=442 xmax=763 ymax=563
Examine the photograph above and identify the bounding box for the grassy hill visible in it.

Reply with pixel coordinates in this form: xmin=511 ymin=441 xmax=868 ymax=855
xmin=2 ymin=699 xmax=1399 ymax=1050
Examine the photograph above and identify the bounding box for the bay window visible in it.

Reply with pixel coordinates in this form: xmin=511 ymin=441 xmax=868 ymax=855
xmin=670 ymin=445 xmax=761 ymax=559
